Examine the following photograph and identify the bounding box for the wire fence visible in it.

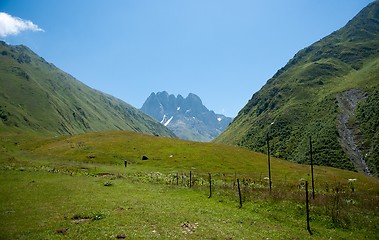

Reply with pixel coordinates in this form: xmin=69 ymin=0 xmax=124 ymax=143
xmin=120 ymin=169 xmax=377 ymax=232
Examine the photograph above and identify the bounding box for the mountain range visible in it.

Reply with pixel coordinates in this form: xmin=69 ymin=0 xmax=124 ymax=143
xmin=215 ymin=1 xmax=379 ymax=176
xmin=141 ymin=91 xmax=232 ymax=142
xmin=0 ymin=41 xmax=175 ymax=138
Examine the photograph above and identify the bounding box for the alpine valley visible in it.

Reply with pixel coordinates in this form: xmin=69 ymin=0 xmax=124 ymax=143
xmin=1 ymin=2 xmax=379 ymax=239
xmin=141 ymin=91 xmax=233 ymax=142
xmin=215 ymin=1 xmax=379 ymax=176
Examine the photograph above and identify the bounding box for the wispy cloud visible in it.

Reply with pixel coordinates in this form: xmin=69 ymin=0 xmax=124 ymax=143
xmin=0 ymin=12 xmax=44 ymax=38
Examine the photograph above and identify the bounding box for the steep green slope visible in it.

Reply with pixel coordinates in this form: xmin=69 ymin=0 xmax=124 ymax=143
xmin=0 ymin=41 xmax=175 ymax=137
xmin=215 ymin=2 xmax=379 ymax=175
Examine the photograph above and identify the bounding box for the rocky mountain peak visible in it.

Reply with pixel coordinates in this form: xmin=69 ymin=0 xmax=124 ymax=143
xmin=141 ymin=91 xmax=233 ymax=142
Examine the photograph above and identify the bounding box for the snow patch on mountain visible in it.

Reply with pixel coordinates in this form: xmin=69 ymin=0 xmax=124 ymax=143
xmin=160 ymin=114 xmax=166 ymax=124
xmin=164 ymin=116 xmax=174 ymax=126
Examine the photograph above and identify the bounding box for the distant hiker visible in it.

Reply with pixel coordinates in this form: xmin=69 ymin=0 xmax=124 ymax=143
xmin=124 ymin=160 xmax=127 ymax=168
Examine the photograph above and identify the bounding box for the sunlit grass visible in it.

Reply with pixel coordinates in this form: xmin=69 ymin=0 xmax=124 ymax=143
xmin=1 ymin=169 xmax=377 ymax=239
xmin=0 ymin=130 xmax=378 ymax=239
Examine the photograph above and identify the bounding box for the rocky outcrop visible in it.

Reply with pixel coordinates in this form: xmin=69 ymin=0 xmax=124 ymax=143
xmin=336 ymin=89 xmax=370 ymax=175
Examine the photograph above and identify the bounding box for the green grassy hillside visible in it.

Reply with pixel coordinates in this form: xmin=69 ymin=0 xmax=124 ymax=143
xmin=0 ymin=130 xmax=378 ymax=239
xmin=215 ymin=2 xmax=379 ymax=176
xmin=0 ymin=41 xmax=175 ymax=138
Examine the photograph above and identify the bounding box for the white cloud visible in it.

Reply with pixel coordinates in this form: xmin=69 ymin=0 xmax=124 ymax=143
xmin=0 ymin=12 xmax=44 ymax=38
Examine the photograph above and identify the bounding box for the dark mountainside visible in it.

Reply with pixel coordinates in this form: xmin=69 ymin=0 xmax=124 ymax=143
xmin=141 ymin=91 xmax=233 ymax=142
xmin=0 ymin=41 xmax=175 ymax=137
xmin=215 ymin=2 xmax=379 ymax=176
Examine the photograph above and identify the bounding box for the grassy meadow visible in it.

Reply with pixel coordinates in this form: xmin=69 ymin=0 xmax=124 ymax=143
xmin=1 ymin=130 xmax=378 ymax=239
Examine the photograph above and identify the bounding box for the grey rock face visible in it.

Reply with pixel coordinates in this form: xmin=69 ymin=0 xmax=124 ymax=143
xmin=141 ymin=91 xmax=233 ymax=142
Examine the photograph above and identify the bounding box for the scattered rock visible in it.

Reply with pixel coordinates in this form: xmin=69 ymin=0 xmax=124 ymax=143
xmin=56 ymin=228 xmax=68 ymax=234
xmin=116 ymin=233 xmax=127 ymax=239
xmin=103 ymin=181 xmax=113 ymax=186
xmin=181 ymin=222 xmax=198 ymax=234
xmin=142 ymin=155 xmax=149 ymax=160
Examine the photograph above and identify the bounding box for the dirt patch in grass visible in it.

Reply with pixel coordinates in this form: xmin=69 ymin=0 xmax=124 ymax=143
xmin=97 ymin=172 xmax=114 ymax=177
xmin=181 ymin=222 xmax=198 ymax=234
xmin=70 ymin=211 xmax=105 ymax=223
xmin=71 ymin=218 xmax=91 ymax=224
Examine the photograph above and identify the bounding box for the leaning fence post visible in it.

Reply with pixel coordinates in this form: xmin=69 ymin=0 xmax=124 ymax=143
xmin=306 ymin=181 xmax=312 ymax=235
xmin=208 ymin=173 xmax=212 ymax=198
xmin=237 ymin=179 xmax=242 ymax=208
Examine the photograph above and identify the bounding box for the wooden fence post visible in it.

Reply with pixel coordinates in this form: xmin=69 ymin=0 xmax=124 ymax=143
xmin=237 ymin=179 xmax=242 ymax=208
xmin=208 ymin=173 xmax=212 ymax=198
xmin=234 ymin=171 xmax=237 ymax=188
xmin=267 ymin=133 xmax=272 ymax=193
xmin=310 ymin=136 xmax=315 ymax=199
xmin=306 ymin=181 xmax=312 ymax=235
xmin=190 ymin=171 xmax=192 ymax=188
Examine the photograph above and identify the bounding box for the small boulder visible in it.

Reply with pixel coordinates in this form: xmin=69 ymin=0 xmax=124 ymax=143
xmin=116 ymin=233 xmax=127 ymax=239
xmin=142 ymin=156 xmax=149 ymax=160
xmin=56 ymin=228 xmax=68 ymax=234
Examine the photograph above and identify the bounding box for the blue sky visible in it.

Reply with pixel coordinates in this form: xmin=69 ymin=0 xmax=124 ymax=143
xmin=0 ymin=1 xmax=373 ymax=117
